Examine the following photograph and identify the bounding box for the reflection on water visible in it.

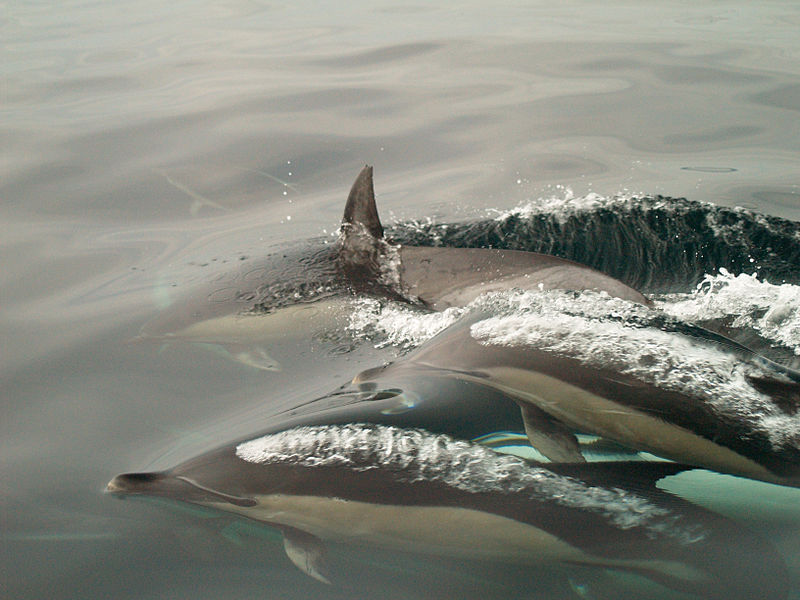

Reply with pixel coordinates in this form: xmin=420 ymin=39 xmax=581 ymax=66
xmin=3 ymin=1 xmax=800 ymax=599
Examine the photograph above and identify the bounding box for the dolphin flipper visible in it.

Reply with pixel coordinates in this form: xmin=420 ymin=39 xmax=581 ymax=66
xmin=225 ymin=343 xmax=282 ymax=371
xmin=519 ymin=403 xmax=585 ymax=463
xmin=281 ymin=526 xmax=331 ymax=584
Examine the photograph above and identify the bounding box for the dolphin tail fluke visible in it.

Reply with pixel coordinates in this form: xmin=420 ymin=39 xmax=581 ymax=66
xmin=281 ymin=526 xmax=332 ymax=584
xmin=519 ymin=403 xmax=585 ymax=463
xmin=342 ymin=165 xmax=383 ymax=239
xmin=585 ymin=556 xmax=788 ymax=600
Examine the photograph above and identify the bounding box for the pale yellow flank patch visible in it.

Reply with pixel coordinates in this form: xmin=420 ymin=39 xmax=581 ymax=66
xmin=207 ymin=494 xmax=708 ymax=582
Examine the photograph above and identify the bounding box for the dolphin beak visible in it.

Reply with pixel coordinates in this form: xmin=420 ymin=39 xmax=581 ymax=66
xmin=106 ymin=472 xmax=162 ymax=495
xmin=105 ymin=471 xmax=257 ymax=507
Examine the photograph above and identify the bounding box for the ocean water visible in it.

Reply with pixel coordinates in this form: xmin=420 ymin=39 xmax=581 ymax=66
xmin=3 ymin=1 xmax=800 ymax=599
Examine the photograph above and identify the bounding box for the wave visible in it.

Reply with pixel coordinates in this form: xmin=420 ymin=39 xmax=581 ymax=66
xmin=387 ymin=192 xmax=800 ymax=294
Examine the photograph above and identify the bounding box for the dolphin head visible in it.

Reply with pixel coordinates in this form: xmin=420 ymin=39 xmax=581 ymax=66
xmin=108 ymin=471 xmax=259 ymax=506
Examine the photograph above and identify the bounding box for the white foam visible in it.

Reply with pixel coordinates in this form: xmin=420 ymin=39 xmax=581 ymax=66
xmin=236 ymin=423 xmax=704 ymax=543
xmin=658 ymin=269 xmax=800 ymax=356
xmin=469 ymin=290 xmax=800 ymax=448
xmin=490 ymin=189 xmax=608 ymax=223
xmin=488 ymin=190 xmax=673 ymax=225
xmin=347 ymin=298 xmax=466 ymax=349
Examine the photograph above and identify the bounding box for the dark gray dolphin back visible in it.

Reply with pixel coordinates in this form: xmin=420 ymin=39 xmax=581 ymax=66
xmin=399 ymin=245 xmax=650 ymax=307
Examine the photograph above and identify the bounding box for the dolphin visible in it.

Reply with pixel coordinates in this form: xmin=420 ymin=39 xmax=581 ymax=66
xmin=107 ymin=423 xmax=788 ymax=600
xmin=339 ymin=165 xmax=649 ymax=307
xmin=352 ymin=293 xmax=800 ymax=487
xmin=136 ymin=166 xmax=648 ymax=368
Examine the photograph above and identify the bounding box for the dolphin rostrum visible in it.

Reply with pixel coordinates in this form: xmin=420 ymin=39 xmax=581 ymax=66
xmin=107 ymin=423 xmax=788 ymax=600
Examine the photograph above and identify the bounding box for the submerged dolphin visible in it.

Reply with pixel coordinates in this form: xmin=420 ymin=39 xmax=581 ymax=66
xmin=353 ymin=293 xmax=800 ymax=487
xmin=137 ymin=166 xmax=647 ymax=368
xmin=107 ymin=423 xmax=788 ymax=600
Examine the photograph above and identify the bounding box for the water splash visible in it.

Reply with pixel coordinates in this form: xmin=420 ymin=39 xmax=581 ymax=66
xmin=658 ymin=269 xmax=800 ymax=356
xmin=347 ymin=297 xmax=465 ymax=349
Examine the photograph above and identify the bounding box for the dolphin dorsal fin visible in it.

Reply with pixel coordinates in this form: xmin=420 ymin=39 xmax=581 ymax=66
xmin=342 ymin=165 xmax=383 ymax=239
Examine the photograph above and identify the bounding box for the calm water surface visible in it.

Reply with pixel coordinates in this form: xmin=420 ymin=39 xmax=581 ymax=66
xmin=3 ymin=2 xmax=800 ymax=598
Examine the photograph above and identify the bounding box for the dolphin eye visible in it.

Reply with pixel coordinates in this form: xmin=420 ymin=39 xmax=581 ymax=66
xmin=365 ymin=388 xmax=403 ymax=401
xmin=122 ymin=472 xmax=160 ymax=483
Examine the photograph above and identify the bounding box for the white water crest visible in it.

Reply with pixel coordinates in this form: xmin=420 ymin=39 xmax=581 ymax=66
xmin=658 ymin=269 xmax=800 ymax=356
xmin=347 ymin=298 xmax=466 ymax=349
xmin=489 ymin=188 xmax=626 ymax=224
xmin=236 ymin=423 xmax=705 ymax=543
